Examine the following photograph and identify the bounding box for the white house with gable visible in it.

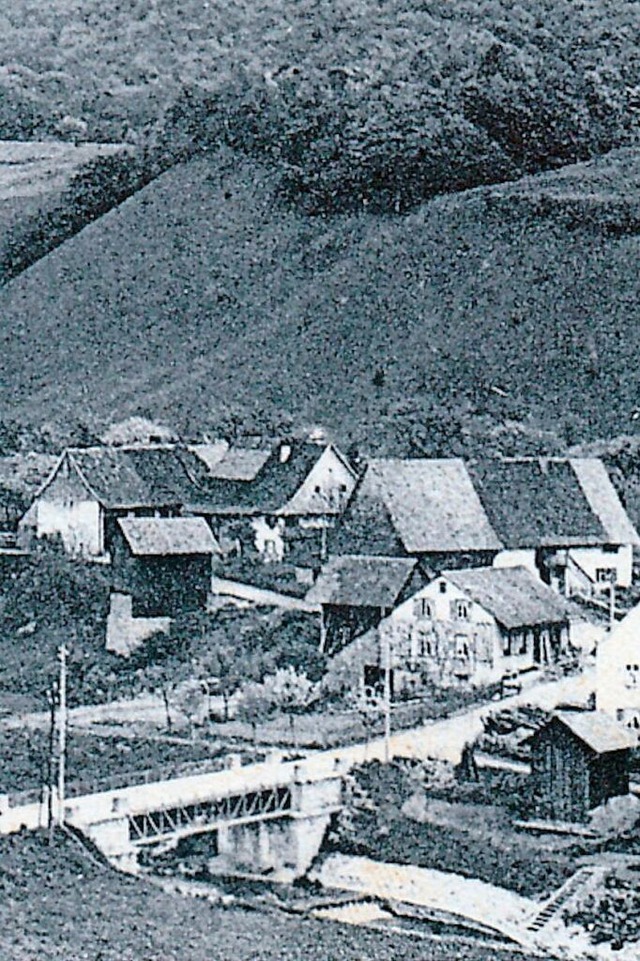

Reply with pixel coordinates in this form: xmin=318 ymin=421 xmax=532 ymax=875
xmin=596 ymin=601 xmax=640 ymax=736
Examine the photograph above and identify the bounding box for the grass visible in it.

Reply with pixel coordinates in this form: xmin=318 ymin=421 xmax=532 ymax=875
xmin=2 ymin=144 xmax=640 ymax=456
xmin=332 ymin=760 xmax=592 ymax=898
xmin=0 ymin=830 xmax=542 ymax=961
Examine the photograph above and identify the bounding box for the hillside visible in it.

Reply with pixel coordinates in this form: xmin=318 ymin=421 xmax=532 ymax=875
xmin=0 ymin=831 xmax=537 ymax=961
xmin=0 ymin=145 xmax=639 ymax=451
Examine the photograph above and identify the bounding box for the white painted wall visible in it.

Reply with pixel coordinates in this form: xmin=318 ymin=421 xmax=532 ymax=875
xmin=596 ymin=603 xmax=640 ymax=733
xmin=251 ymin=516 xmax=286 ymax=562
xmin=105 ymin=593 xmax=171 ymax=657
xmin=283 ymin=447 xmax=356 ymax=516
xmin=492 ymin=549 xmax=539 ymax=579
xmin=379 ymin=577 xmax=522 ymax=686
xmin=569 ymin=544 xmax=633 ymax=589
xmin=36 ymin=498 xmax=104 ymax=557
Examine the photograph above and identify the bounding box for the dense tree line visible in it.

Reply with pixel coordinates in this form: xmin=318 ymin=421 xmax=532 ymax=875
xmin=2 ymin=1 xmax=640 ymax=212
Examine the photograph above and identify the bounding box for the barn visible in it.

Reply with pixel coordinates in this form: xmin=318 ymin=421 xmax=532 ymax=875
xmin=530 ymin=710 xmax=634 ymax=823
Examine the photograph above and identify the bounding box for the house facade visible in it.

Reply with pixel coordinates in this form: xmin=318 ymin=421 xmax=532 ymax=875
xmin=306 ymin=554 xmax=420 ymax=655
xmin=379 ymin=566 xmax=572 ymax=691
xmin=195 ymin=441 xmax=358 ymax=569
xmin=328 ymin=565 xmax=574 ymax=697
xmin=106 ymin=516 xmax=218 ymax=656
xmin=596 ymin=601 xmax=640 ymax=735
xmin=18 ymin=445 xmax=207 ymax=560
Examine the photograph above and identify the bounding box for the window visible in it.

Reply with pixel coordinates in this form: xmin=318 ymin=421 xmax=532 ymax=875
xmin=413 ymin=597 xmax=432 ymax=619
xmin=439 ymin=581 xmax=447 ymax=594
xmin=625 ymin=664 xmax=640 ymax=688
xmin=596 ymin=568 xmax=615 ymax=583
xmin=503 ymin=634 xmax=512 ymax=656
xmin=454 ymin=635 xmax=469 ymax=658
xmin=420 ymin=635 xmax=434 ymax=658
xmin=455 ymin=599 xmax=470 ymax=620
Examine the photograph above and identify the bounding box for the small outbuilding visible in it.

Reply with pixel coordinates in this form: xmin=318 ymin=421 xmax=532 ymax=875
xmin=530 ymin=710 xmax=635 ymax=823
xmin=112 ymin=516 xmax=218 ymax=616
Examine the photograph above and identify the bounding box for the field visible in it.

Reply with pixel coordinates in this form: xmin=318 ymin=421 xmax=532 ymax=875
xmin=2 ymin=144 xmax=640 ymax=455
xmin=0 ymin=831 xmax=543 ymax=961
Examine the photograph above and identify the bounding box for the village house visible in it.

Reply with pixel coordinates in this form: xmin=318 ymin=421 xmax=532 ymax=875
xmin=305 ymin=554 xmax=422 ymax=654
xmin=332 ymin=456 xmax=638 ymax=595
xmin=191 ymin=440 xmax=358 ymax=570
xmin=0 ymin=453 xmax=58 ymax=542
xmin=18 ymin=445 xmax=208 ymax=559
xmin=530 ymin=710 xmax=634 ymax=823
xmin=106 ymin=515 xmax=218 ymax=656
xmin=328 ymin=565 xmax=576 ymax=697
xmin=380 ymin=565 xmax=574 ymax=691
xmin=468 ymin=458 xmax=639 ymax=594
xmin=596 ymin=601 xmax=640 ymax=736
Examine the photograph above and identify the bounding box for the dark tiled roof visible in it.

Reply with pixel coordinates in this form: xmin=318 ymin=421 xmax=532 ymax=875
xmin=117 ymin=516 xmax=218 ymax=556
xmin=552 ymin=710 xmax=636 ymax=754
xmin=338 ymin=459 xmax=502 ymax=554
xmin=306 ymin=555 xmax=417 ymax=608
xmin=191 ymin=443 xmax=355 ymax=516
xmin=467 ymin=459 xmax=608 ymax=548
xmin=66 ymin=446 xmax=206 ymax=509
xmin=441 ymin=565 xmax=571 ymax=630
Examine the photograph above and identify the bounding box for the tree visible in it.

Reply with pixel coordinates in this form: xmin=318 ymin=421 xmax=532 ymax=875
xmin=173 ymin=678 xmax=208 ymax=737
xmin=261 ymin=667 xmax=316 ymax=747
xmin=235 ymin=679 xmax=274 ymax=745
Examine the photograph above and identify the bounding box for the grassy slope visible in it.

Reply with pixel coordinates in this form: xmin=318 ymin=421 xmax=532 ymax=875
xmin=0 ymin=832 xmax=538 ymax=961
xmin=1 ymin=145 xmax=639 ymax=447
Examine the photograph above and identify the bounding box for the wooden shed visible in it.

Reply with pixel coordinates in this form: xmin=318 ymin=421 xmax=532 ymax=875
xmin=531 ymin=710 xmax=635 ymax=823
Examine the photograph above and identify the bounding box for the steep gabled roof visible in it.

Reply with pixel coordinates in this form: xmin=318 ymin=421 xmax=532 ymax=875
xmin=191 ymin=442 xmax=356 ymax=516
xmin=348 ymin=459 xmax=503 ymax=554
xmin=306 ymin=555 xmax=417 ymax=608
xmin=468 ymin=459 xmax=607 ymax=549
xmin=570 ymin=458 xmax=640 ymax=546
xmin=117 ymin=516 xmax=218 ymax=556
xmin=441 ymin=565 xmax=571 ymax=630
xmin=553 ymin=710 xmax=636 ymax=754
xmin=51 ymin=445 xmax=207 ymax=509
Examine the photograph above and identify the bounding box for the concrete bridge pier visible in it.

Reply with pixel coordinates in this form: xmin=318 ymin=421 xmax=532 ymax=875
xmin=214 ymin=767 xmax=343 ymax=879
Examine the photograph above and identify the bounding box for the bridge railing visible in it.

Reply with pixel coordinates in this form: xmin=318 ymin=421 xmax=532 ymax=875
xmin=7 ymin=754 xmax=252 ymax=808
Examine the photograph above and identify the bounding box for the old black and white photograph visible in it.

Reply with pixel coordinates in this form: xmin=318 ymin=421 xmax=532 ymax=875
xmin=1 ymin=2 xmax=640 ymax=959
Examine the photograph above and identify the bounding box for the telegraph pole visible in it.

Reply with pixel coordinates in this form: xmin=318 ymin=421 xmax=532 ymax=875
xmin=609 ymin=578 xmax=616 ymax=632
xmin=46 ymin=684 xmax=56 ymax=842
xmin=382 ymin=628 xmax=392 ymax=764
xmin=57 ymin=644 xmax=68 ymax=825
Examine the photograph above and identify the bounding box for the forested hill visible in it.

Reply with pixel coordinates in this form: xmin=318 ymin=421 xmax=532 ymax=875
xmin=2 ymin=1 xmax=640 ymax=213
xmin=1 ymin=145 xmax=639 ymax=454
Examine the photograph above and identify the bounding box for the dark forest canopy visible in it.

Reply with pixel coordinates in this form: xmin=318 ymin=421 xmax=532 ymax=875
xmin=2 ymin=1 xmax=640 ymax=210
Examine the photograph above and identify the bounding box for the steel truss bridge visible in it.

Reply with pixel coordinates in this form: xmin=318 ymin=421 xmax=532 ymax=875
xmin=128 ymin=784 xmax=293 ymax=845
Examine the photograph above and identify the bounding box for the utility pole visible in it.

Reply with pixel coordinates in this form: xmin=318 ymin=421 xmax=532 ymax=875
xmin=46 ymin=684 xmax=56 ymax=843
xmin=57 ymin=644 xmax=68 ymax=826
xmin=609 ymin=578 xmax=616 ymax=632
xmin=382 ymin=627 xmax=392 ymax=764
